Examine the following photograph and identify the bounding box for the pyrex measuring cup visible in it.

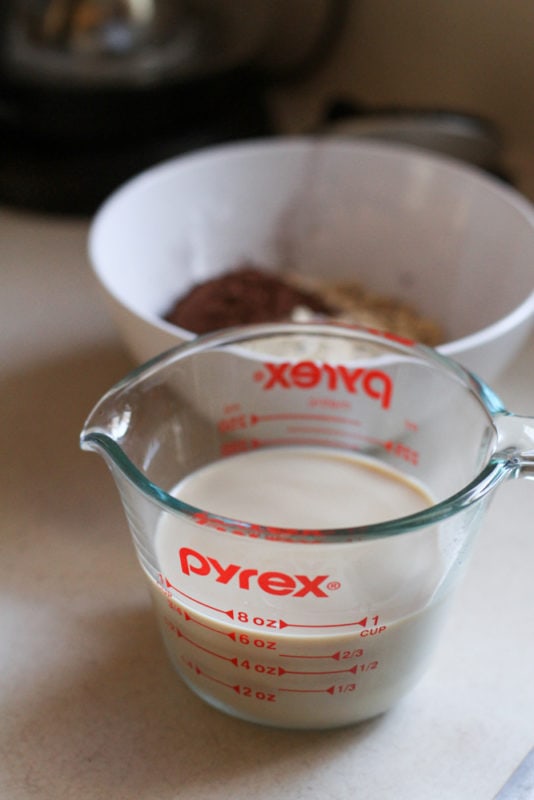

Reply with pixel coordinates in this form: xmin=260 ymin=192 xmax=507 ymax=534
xmin=80 ymin=323 xmax=534 ymax=729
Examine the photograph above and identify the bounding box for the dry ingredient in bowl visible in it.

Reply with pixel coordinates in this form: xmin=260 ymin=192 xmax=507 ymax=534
xmin=299 ymin=278 xmax=444 ymax=346
xmin=163 ymin=266 xmax=334 ymax=334
xmin=163 ymin=264 xmax=444 ymax=346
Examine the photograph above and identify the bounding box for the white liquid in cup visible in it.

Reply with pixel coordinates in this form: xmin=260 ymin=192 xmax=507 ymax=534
xmin=148 ymin=447 xmax=450 ymax=728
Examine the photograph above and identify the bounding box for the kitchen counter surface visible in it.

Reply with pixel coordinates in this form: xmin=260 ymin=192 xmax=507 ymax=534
xmin=1 ymin=194 xmax=533 ymax=800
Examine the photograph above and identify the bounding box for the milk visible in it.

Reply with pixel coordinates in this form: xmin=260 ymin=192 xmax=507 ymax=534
xmin=147 ymin=446 xmax=449 ymax=728
xmin=161 ymin=446 xmax=431 ymax=529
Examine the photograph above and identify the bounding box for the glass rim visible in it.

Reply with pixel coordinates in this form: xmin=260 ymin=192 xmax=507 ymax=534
xmin=81 ymin=321 xmax=510 ymax=542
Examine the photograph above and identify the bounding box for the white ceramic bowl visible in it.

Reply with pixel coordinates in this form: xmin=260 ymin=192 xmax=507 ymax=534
xmin=89 ymin=137 xmax=534 ymax=380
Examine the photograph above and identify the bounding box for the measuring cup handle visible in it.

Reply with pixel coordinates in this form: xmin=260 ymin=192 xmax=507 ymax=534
xmin=495 ymin=412 xmax=534 ymax=478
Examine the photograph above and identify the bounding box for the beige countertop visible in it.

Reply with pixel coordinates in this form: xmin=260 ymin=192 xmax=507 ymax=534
xmin=1 ymin=199 xmax=534 ymax=800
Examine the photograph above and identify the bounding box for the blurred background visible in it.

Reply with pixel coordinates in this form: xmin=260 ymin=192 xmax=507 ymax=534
xmin=1 ymin=0 xmax=533 ymax=214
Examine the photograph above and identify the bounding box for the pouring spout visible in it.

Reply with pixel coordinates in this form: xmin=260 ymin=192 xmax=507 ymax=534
xmin=80 ymin=425 xmax=127 ymax=460
xmin=80 ymin=411 xmax=134 ymax=483
xmin=79 ymin=372 xmax=137 ymax=467
xmin=80 ymin=407 xmax=132 ymax=450
xmin=80 ymin=403 xmax=158 ymax=504
xmin=79 ymin=364 xmax=198 ymax=503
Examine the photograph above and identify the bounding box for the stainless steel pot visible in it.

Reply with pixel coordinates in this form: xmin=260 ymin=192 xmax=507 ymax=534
xmin=0 ymin=1 xmax=349 ymax=214
xmin=0 ymin=0 xmax=345 ymax=88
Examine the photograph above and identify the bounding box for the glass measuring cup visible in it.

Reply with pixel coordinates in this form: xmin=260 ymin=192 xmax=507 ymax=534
xmin=80 ymin=323 xmax=534 ymax=729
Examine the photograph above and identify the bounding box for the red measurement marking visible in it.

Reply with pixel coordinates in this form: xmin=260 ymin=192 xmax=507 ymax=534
xmin=181 ymin=656 xmax=201 ymax=674
xmin=195 ymin=667 xmax=241 ymax=694
xmin=332 ymin=650 xmax=362 ymax=661
xmin=170 ymin=621 xmax=238 ymax=663
xmin=182 ymin=611 xmax=235 ymax=638
xmin=279 ymin=649 xmax=363 ymax=661
xmin=278 ymin=665 xmax=358 ymax=677
xmin=285 ymin=426 xmax=365 ymax=443
xmin=251 ymin=435 xmax=396 ymax=454
xmin=278 ymin=686 xmax=337 ymax=695
xmin=279 ymin=616 xmax=368 ymax=630
xmin=383 ymin=440 xmax=419 ymax=465
xmin=251 ymin=437 xmax=363 ymax=450
xmin=280 ymin=651 xmax=336 ymax=660
xmin=286 ymin=425 xmax=385 ymax=446
xmin=164 ymin=577 xmax=234 ymax=619
xmin=250 ymin=413 xmax=362 ymax=427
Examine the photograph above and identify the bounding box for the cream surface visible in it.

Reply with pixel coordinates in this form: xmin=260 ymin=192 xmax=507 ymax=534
xmin=170 ymin=446 xmax=431 ymax=528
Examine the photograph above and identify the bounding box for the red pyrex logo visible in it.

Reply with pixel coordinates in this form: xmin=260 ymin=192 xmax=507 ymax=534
xmin=255 ymin=361 xmax=393 ymax=409
xmin=179 ymin=546 xmax=330 ymax=598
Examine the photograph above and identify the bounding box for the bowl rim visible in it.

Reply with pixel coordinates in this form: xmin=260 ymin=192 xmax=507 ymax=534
xmin=88 ymin=135 xmax=534 ymax=356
